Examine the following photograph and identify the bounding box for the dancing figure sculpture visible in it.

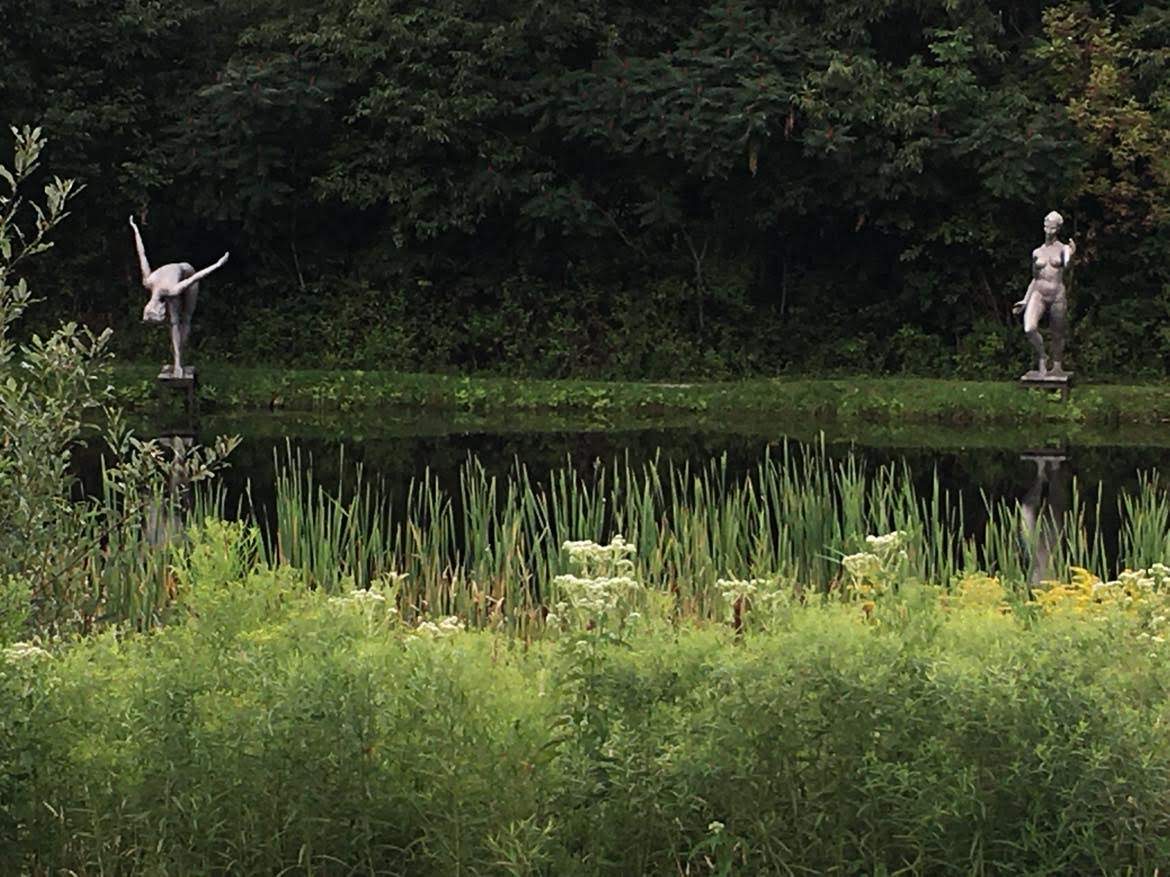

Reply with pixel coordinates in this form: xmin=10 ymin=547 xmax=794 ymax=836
xmin=1013 ymin=211 xmax=1075 ymax=378
xmin=129 ymin=215 xmax=229 ymax=378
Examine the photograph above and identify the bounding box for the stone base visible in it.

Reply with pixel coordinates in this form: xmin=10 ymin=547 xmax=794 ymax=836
xmin=1019 ymin=370 xmax=1072 ymax=401
xmin=157 ymin=365 xmax=196 ymax=384
xmin=1020 ymin=449 xmax=1068 ymax=464
xmin=156 ymin=366 xmax=198 ymax=416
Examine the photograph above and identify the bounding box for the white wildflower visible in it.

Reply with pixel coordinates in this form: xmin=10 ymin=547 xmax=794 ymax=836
xmin=409 ymin=616 xmax=464 ymax=639
xmin=553 ymin=535 xmax=643 ymax=633
xmin=438 ymin=615 xmax=464 ymax=634
xmin=554 ymin=573 xmax=638 ymax=615
xmin=329 ymin=587 xmax=397 ymax=613
xmin=1117 ymin=569 xmax=1155 ymax=592
xmin=865 ymin=531 xmax=906 ymax=553
xmin=3 ymin=641 xmax=51 ymax=662
xmin=842 ymin=552 xmax=882 ymax=582
xmin=717 ymin=577 xmax=760 ymax=604
xmin=562 ymin=535 xmax=636 ymax=577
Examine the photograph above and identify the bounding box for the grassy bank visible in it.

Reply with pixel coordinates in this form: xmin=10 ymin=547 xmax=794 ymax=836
xmin=112 ymin=363 xmax=1170 ymax=425
xmin=5 ymin=524 xmax=1170 ymax=874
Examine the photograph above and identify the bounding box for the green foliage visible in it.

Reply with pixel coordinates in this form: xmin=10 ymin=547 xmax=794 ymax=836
xmin=106 ymin=363 xmax=1170 ymax=429
xmin=171 ymin=54 xmax=335 ymax=239
xmin=0 ymin=126 xmax=239 ymax=634
xmin=80 ymin=438 xmax=1170 ymax=628
xmin=0 ymin=125 xmax=110 ymax=631
xmin=7 ymin=556 xmax=1170 ymax=872
xmin=6 ymin=0 xmax=1170 ymax=378
xmin=955 ymin=318 xmax=1016 ymax=378
xmin=887 ymin=324 xmax=951 ymax=374
xmin=0 ymin=577 xmax=30 ymax=647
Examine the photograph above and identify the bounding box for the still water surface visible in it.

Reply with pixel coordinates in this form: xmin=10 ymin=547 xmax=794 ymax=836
xmin=110 ymin=408 xmax=1170 ymax=494
xmin=75 ymin=408 xmax=1170 ymax=566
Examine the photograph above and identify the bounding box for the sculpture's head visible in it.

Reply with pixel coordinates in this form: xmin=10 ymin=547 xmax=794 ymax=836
xmin=141 ymin=272 xmax=171 ymax=325
xmin=1043 ymin=211 xmax=1063 ymax=237
xmin=142 ymin=299 xmax=168 ymax=324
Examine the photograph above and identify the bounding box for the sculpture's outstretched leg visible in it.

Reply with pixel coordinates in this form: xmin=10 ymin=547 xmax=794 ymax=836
xmin=171 ymin=252 xmax=229 ymax=295
xmin=1023 ymin=295 xmax=1048 ymax=374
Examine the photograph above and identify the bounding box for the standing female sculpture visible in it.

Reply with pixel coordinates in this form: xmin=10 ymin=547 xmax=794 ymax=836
xmin=1013 ymin=211 xmax=1076 ymax=377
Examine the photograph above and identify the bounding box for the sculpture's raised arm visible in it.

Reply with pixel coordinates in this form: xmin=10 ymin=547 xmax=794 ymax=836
xmin=171 ymin=252 xmax=230 ymax=296
xmin=128 ymin=215 xmax=151 ymax=282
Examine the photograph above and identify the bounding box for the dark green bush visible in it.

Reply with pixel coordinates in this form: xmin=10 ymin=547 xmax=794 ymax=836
xmin=5 ymin=528 xmax=1170 ymax=874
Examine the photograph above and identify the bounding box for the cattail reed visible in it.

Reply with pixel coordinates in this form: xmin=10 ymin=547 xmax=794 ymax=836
xmin=75 ymin=439 xmax=1170 ymax=630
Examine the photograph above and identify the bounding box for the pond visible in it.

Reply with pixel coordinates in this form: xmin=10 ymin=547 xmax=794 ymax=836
xmin=77 ymin=407 xmax=1170 ymax=564
xmin=63 ymin=404 xmax=1170 ymax=632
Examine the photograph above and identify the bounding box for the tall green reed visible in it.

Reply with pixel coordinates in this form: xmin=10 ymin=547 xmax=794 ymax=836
xmin=74 ymin=439 xmax=1170 ymax=631
xmin=236 ymin=440 xmax=1170 ymax=630
xmin=60 ymin=458 xmax=231 ymax=631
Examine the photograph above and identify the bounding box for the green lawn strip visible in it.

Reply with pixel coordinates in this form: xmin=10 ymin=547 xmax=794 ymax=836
xmin=110 ymin=363 xmax=1170 ymax=424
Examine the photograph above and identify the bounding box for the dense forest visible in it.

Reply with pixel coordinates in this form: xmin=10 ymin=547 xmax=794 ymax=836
xmin=3 ymin=0 xmax=1169 ymax=379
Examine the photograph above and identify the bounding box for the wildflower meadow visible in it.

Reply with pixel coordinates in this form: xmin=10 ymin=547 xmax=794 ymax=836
xmin=6 ymin=522 xmax=1170 ymax=874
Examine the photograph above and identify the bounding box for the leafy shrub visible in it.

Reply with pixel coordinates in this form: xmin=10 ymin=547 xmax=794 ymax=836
xmin=0 ymin=126 xmax=110 ymax=631
xmin=955 ymin=318 xmax=1017 ymax=378
xmin=0 ymin=577 xmax=29 ymax=646
xmin=7 ymin=539 xmax=1170 ymax=873
xmin=887 ymin=324 xmax=952 ymax=374
xmin=0 ymin=126 xmax=237 ymax=633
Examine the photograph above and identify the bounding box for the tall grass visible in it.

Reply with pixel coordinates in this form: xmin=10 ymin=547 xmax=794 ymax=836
xmin=16 ymin=591 xmax=1170 ymax=875
xmin=62 ymin=464 xmax=233 ymax=631
xmin=79 ymin=439 xmax=1170 ymax=630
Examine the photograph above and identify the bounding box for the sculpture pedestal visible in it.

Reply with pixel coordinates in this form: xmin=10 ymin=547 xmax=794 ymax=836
xmin=1019 ymin=371 xmax=1072 ymax=402
xmin=156 ymin=366 xmax=198 ymax=416
xmin=1020 ymin=448 xmax=1068 ymax=465
xmin=157 ymin=365 xmax=195 ymax=381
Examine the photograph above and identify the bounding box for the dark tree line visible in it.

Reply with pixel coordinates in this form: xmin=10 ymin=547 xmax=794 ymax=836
xmin=3 ymin=0 xmax=1169 ymax=378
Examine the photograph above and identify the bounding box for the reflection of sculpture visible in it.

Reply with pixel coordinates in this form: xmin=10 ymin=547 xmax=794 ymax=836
xmin=1013 ymin=211 xmax=1075 ymax=378
xmin=144 ymin=433 xmax=195 ymax=547
xmin=1019 ymin=453 xmax=1069 ymax=585
xmin=130 ymin=215 xmax=229 ymax=379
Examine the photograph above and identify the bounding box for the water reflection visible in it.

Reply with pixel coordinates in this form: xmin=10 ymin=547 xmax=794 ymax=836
xmin=143 ymin=431 xmax=196 ymax=547
xmin=1019 ymin=449 xmax=1069 ymax=584
xmin=70 ymin=409 xmax=1170 ymax=575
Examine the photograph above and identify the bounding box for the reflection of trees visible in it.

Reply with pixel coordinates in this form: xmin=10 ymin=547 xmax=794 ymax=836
xmin=1020 ymin=454 xmax=1070 ymax=585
